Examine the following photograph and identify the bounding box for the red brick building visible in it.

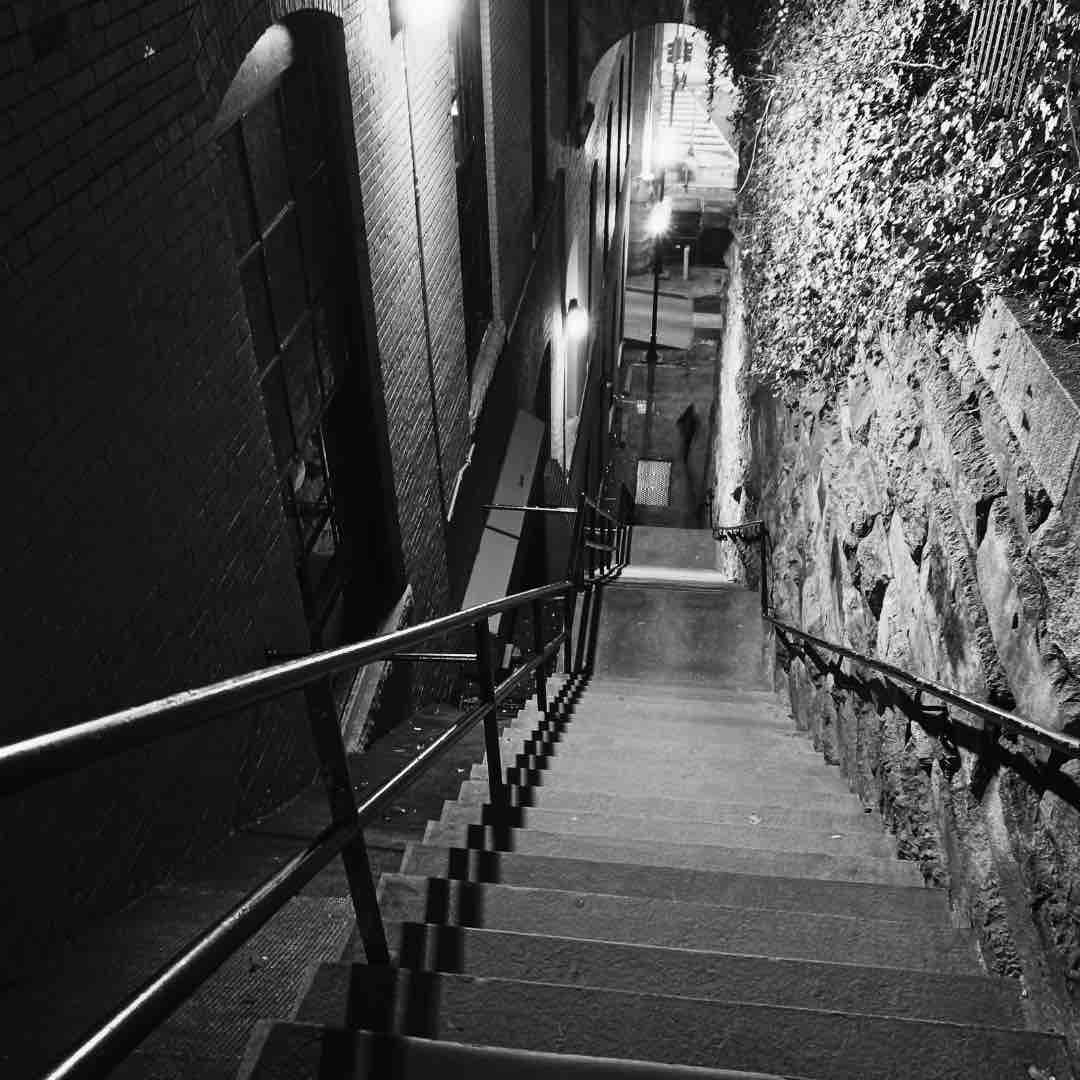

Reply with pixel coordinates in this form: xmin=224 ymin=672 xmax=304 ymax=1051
xmin=1 ymin=0 xmax=686 ymax=972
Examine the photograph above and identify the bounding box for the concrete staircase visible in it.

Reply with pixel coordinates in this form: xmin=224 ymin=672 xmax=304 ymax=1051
xmin=237 ymin=579 xmax=1072 ymax=1079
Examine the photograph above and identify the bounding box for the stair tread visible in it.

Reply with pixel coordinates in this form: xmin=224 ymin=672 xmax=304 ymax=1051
xmin=436 ymin=803 xmax=897 ymax=858
xmin=421 ymin=823 xmax=926 ymax=885
xmin=453 ymin=780 xmax=880 ymax=830
xmin=242 ymin=1022 xmax=787 ymax=1080
xmin=499 ymin=730 xmax=825 ymax=760
xmin=471 ymin=762 xmax=859 ymax=800
xmin=495 ymin=739 xmax=861 ymax=776
xmin=293 ymin=966 xmax=1070 ymax=1080
xmin=378 ymin=923 xmax=1022 ymax=1027
xmin=377 ymin=873 xmax=980 ymax=973
xmin=399 ymin=844 xmax=946 ymax=920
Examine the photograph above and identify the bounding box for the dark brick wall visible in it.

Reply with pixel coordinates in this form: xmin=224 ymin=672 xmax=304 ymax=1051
xmin=482 ymin=0 xmax=533 ymax=324
xmin=0 ymin=0 xmax=468 ymax=967
xmin=0 ymin=0 xmax=641 ymax=971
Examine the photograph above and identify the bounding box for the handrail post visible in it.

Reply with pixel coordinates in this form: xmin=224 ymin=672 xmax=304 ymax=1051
xmin=304 ymin=680 xmax=389 ymax=963
xmin=563 ymin=586 xmax=575 ymax=674
xmin=473 ymin=618 xmax=506 ymax=806
xmin=531 ymin=598 xmax=549 ymax=713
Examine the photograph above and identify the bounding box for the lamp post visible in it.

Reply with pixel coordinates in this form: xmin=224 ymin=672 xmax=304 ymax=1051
xmin=645 ymin=198 xmax=671 ymax=366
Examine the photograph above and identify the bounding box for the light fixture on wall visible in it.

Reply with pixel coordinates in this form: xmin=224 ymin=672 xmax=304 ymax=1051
xmin=565 ymin=298 xmax=589 ymax=343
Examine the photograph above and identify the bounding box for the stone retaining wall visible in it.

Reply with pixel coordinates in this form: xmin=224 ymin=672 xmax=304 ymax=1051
xmin=753 ymin=298 xmax=1080 ymax=1042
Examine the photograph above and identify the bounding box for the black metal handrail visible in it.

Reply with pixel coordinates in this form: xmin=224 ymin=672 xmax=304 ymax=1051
xmin=11 ymin=483 xmax=635 ymax=1080
xmin=712 ymin=520 xmax=1080 ymax=762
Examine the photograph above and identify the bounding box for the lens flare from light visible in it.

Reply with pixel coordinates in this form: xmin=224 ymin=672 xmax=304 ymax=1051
xmin=398 ymin=0 xmax=459 ymax=28
xmin=647 ymin=199 xmax=672 ymax=237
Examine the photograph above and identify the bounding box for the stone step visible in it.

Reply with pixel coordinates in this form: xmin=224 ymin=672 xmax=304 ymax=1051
xmin=490 ymin=743 xmax=845 ymax=783
xmin=468 ymin=763 xmax=864 ymax=811
xmin=503 ymin=717 xmax=816 ymax=750
xmin=380 ymin=922 xmax=1021 ymax=1028
xmin=523 ymin=714 xmax=798 ymax=741
xmin=376 ymin=874 xmax=980 ymax=973
xmin=496 ymin=732 xmax=831 ymax=769
xmin=452 ymin=780 xmax=877 ymax=831
xmin=507 ymin=717 xmax=808 ymax=748
xmin=420 ymin=823 xmax=926 ymax=886
xmin=294 ymin=967 xmax=1070 ymax=1080
xmin=564 ymin=681 xmax=779 ymax=706
xmin=545 ymin=700 xmax=795 ymax=727
xmin=470 ymin=762 xmax=855 ymax=801
xmin=241 ymin=1021 xmax=785 ymax=1080
xmin=436 ymin=803 xmax=897 ymax=859
xmin=399 ymin=844 xmax=946 ymax=921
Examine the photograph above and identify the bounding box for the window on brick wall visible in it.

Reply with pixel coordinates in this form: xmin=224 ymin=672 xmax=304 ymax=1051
xmin=217 ymin=15 xmax=401 ymax=655
xmin=449 ymin=0 xmax=493 ymax=372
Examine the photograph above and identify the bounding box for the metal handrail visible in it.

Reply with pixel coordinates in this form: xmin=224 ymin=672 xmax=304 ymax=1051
xmin=15 ymin=485 xmax=635 ymax=1080
xmin=0 ymin=578 xmax=573 ymax=796
xmin=766 ymin=617 xmax=1080 ymax=758
xmin=712 ymin=521 xmax=1080 ymax=762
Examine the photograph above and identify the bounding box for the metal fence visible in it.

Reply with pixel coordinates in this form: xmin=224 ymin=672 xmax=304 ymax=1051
xmin=964 ymin=0 xmax=1051 ymax=113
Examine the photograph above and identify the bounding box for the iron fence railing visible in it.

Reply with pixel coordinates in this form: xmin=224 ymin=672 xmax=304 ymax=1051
xmin=2 ymin=483 xmax=634 ymax=1080
xmin=965 ymin=0 xmax=1051 ymax=114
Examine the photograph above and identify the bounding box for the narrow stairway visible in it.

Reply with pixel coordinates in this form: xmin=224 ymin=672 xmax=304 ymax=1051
xmin=238 ymin=577 xmax=1072 ymax=1079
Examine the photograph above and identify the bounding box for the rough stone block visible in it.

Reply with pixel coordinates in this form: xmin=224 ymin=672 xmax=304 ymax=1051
xmin=970 ymin=296 xmax=1080 ymax=509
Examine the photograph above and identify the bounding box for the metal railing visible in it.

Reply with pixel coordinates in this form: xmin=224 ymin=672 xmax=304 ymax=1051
xmin=712 ymin=518 xmax=1080 ymax=763
xmin=3 ymin=484 xmax=634 ymax=1080
xmin=965 ymin=0 xmax=1050 ymax=114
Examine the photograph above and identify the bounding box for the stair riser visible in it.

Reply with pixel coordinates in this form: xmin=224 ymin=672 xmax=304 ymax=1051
xmin=379 ymin=924 xmax=1021 ymax=1028
xmin=399 ymin=844 xmax=948 ymax=921
xmin=420 ymin=824 xmax=926 ymax=886
xmin=436 ymin=804 xmax=897 ymax=859
xmin=377 ymin=874 xmax=980 ymax=974
xmin=244 ymin=1022 xmax=787 ymax=1080
xmin=296 ymin=969 xmax=1069 ymax=1080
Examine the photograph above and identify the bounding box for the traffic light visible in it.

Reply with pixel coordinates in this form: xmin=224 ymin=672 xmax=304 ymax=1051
xmin=665 ymin=41 xmax=675 ymax=64
xmin=683 ymin=41 xmax=693 ymax=62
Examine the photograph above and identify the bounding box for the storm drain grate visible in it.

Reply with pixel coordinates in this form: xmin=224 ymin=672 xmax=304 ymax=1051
xmin=636 ymin=460 xmax=671 ymax=506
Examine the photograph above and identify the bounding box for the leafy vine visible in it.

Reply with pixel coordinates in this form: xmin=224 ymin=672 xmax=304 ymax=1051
xmin=712 ymin=0 xmax=1080 ymax=388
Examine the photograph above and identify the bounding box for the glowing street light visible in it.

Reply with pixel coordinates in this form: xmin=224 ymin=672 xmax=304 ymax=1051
xmin=565 ymin=298 xmax=589 ymax=343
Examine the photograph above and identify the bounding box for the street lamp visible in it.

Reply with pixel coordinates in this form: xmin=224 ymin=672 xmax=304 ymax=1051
xmin=646 ymin=199 xmax=671 ymax=365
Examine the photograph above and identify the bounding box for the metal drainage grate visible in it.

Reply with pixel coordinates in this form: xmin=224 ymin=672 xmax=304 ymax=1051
xmin=636 ymin=460 xmax=671 ymax=506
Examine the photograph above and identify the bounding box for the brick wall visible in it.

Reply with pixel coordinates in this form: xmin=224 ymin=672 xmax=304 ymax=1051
xmin=480 ymin=0 xmax=534 ymax=325
xmin=1 ymin=0 xmax=648 ymax=971
xmin=0 ymin=0 xmax=469 ymax=968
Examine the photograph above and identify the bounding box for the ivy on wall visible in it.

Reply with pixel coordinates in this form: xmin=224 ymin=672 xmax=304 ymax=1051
xmin=705 ymin=0 xmax=1080 ymax=388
